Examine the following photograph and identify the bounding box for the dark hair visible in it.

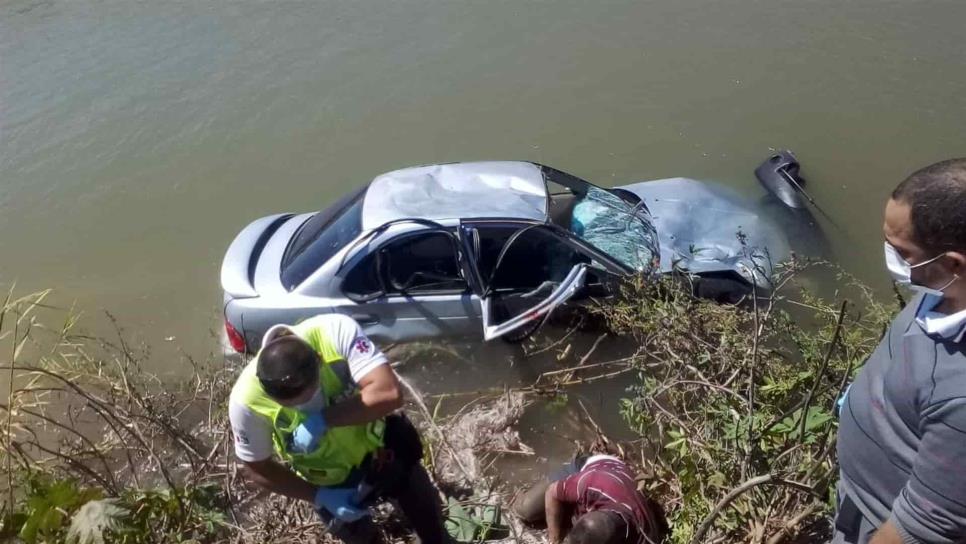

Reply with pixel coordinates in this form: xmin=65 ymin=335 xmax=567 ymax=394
xmin=256 ymin=336 xmax=319 ymax=400
xmin=892 ymin=158 xmax=966 ymax=253
xmin=564 ymin=511 xmax=627 ymax=544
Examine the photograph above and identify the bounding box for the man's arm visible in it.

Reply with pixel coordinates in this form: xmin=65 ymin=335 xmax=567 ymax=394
xmin=875 ymin=397 xmax=966 ymax=543
xmin=230 ymin=401 xmax=317 ymax=501
xmin=545 ymin=481 xmax=574 ymax=544
xmin=237 ymin=366 xmax=403 ymax=505
xmin=324 ymin=363 xmax=403 ymax=427
xmin=241 ymin=458 xmax=316 ymax=502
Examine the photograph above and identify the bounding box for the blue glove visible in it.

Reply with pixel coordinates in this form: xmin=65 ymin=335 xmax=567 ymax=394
xmin=314 ymin=486 xmax=368 ymax=522
xmin=290 ymin=412 xmax=328 ymax=454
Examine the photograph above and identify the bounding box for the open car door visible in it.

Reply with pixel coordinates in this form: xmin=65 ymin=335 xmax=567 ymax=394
xmin=480 ymin=263 xmax=587 ymax=341
xmin=459 ymin=221 xmax=591 ymax=342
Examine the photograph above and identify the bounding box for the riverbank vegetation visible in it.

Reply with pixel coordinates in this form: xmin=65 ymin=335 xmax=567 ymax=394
xmin=592 ymin=261 xmax=894 ymax=543
xmin=0 ymin=260 xmax=897 ymax=543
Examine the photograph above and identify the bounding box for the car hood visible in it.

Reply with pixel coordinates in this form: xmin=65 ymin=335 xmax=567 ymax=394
xmin=617 ymin=177 xmax=791 ymax=287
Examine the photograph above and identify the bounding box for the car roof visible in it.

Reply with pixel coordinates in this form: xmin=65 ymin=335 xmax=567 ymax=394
xmin=360 ymin=161 xmax=548 ymax=230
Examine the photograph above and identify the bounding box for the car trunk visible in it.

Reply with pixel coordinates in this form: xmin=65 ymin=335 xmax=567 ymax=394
xmin=220 ymin=213 xmax=293 ymax=299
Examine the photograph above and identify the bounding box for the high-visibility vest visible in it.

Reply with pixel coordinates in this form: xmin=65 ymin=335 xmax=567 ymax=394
xmin=231 ymin=319 xmax=384 ymax=486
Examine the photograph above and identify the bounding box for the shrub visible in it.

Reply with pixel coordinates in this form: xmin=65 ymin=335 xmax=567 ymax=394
xmin=594 ymin=262 xmax=895 ymax=543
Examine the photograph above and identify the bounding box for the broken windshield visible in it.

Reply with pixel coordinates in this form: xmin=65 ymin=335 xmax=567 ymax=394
xmin=569 ymin=186 xmax=659 ymax=273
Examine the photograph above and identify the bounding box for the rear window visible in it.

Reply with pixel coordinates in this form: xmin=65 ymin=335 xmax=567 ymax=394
xmin=280 ymin=186 xmax=367 ymax=290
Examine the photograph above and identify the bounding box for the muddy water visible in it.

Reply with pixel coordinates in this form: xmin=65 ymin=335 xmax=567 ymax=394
xmin=4 ymin=0 xmax=966 ymax=467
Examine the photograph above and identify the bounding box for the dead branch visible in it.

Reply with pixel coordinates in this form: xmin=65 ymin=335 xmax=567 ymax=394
xmin=798 ymin=300 xmax=848 ymax=445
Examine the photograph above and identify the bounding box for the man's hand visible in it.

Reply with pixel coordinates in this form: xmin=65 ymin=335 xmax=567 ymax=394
xmin=324 ymin=364 xmax=403 ymax=427
xmin=545 ymin=482 xmax=572 ymax=544
xmin=869 ymin=520 xmax=904 ymax=544
xmin=241 ymin=458 xmax=317 ymax=503
xmin=314 ymin=486 xmax=368 ymax=522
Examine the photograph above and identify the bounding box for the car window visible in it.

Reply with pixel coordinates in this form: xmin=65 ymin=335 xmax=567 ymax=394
xmin=342 ymin=252 xmax=381 ymax=300
xmin=475 ymin=225 xmax=590 ymax=292
xmin=569 ymin=186 xmax=659 ymax=273
xmin=344 ymin=231 xmax=467 ymax=298
xmin=384 ymin=232 xmax=466 ymax=294
xmin=280 ymin=187 xmax=366 ymax=290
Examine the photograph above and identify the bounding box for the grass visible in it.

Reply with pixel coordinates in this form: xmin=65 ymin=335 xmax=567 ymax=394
xmin=587 ymin=260 xmax=896 ymax=543
xmin=0 ymin=289 xmax=317 ymax=543
xmin=0 ymin=258 xmax=898 ymax=543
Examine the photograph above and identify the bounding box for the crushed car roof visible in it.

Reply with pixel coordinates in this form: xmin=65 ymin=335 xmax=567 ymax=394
xmin=361 ymin=161 xmax=548 ymax=230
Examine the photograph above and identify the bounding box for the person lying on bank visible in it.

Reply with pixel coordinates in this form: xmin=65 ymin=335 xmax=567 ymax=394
xmin=512 ymin=452 xmax=668 ymax=544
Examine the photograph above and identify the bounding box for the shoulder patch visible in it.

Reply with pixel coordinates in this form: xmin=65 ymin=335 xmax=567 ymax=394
xmin=352 ymin=337 xmax=373 ymax=355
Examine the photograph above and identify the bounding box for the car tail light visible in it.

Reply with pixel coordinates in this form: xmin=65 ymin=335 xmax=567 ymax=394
xmin=225 ymin=320 xmax=247 ymax=353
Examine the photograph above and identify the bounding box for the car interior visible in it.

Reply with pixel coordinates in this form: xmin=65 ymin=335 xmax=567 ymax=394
xmin=548 ymin=187 xmax=580 ymax=229
xmin=342 ymin=231 xmax=467 ymax=300
xmin=473 ymin=225 xmax=589 ymax=292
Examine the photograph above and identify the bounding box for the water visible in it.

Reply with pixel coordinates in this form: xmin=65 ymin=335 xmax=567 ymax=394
xmin=4 ymin=0 xmax=966 ymax=459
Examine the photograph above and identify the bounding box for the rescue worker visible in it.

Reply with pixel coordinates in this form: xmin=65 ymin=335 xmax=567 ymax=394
xmin=511 ymin=453 xmax=668 ymax=544
xmin=834 ymin=158 xmax=966 ymax=543
xmin=228 ymin=314 xmax=446 ymax=544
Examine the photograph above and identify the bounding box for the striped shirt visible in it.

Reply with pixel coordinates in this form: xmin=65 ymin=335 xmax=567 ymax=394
xmin=554 ymin=456 xmax=664 ymax=544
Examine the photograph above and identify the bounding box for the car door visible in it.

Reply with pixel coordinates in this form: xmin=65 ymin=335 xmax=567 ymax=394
xmin=459 ymin=220 xmax=591 ymax=341
xmin=334 ymin=228 xmax=482 ymax=342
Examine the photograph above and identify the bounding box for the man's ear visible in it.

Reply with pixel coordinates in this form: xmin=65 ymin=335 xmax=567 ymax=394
xmin=948 ymin=251 xmax=966 ymax=276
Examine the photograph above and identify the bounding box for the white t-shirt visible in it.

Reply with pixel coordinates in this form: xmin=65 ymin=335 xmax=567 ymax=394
xmin=228 ymin=314 xmax=389 ymax=462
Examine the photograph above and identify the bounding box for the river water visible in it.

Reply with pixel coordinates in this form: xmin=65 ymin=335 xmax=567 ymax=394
xmin=3 ymin=1 xmax=966 ymax=453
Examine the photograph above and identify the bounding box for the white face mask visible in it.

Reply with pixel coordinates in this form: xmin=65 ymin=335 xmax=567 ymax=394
xmin=293 ymin=387 xmax=324 ymax=414
xmin=883 ymin=241 xmax=957 ymax=297
xmin=916 ymin=293 xmax=966 ymax=341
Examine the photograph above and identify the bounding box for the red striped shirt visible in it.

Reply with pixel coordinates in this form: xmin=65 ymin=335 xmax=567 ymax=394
xmin=554 ymin=457 xmax=664 ymax=543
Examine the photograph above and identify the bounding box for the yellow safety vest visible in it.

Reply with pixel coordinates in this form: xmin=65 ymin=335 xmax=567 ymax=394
xmin=232 ymin=318 xmax=384 ymax=486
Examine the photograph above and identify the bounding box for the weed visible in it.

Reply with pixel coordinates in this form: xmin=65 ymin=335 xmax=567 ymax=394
xmin=591 ymin=261 xmax=894 ymax=543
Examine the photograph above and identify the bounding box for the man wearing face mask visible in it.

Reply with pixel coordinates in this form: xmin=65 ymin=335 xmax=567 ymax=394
xmin=227 ymin=314 xmax=446 ymax=543
xmin=833 ymin=158 xmax=966 ymax=544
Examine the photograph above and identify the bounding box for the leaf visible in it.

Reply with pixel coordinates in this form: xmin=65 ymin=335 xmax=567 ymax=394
xmin=481 ymin=503 xmax=500 ymax=526
xmin=18 ymin=509 xmax=42 ymax=544
xmin=67 ymin=499 xmax=127 ymax=544
xmin=803 ymin=408 xmax=833 ymax=432
xmin=478 ymin=503 xmax=508 ymax=540
xmin=444 ymin=498 xmax=477 ymax=542
xmin=0 ymin=512 xmax=28 ymax=539
xmin=665 ymin=438 xmax=685 ymax=450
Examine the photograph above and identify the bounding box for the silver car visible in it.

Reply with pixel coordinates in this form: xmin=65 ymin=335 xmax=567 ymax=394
xmin=221 ymin=158 xmax=806 ymax=353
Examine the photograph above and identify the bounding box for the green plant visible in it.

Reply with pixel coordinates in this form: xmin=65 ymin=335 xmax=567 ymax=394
xmin=0 ymin=291 xmax=236 ymax=543
xmin=594 ymin=261 xmax=895 ymax=543
xmin=444 ymin=495 xmax=507 ymax=542
xmin=15 ymin=475 xmax=103 ymax=543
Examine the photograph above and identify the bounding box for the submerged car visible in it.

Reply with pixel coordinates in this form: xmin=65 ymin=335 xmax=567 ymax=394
xmin=221 ymin=157 xmax=809 ymax=352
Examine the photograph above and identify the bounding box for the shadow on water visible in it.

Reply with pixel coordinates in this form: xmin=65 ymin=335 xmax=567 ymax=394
xmin=757 ymin=194 xmax=833 ymax=260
